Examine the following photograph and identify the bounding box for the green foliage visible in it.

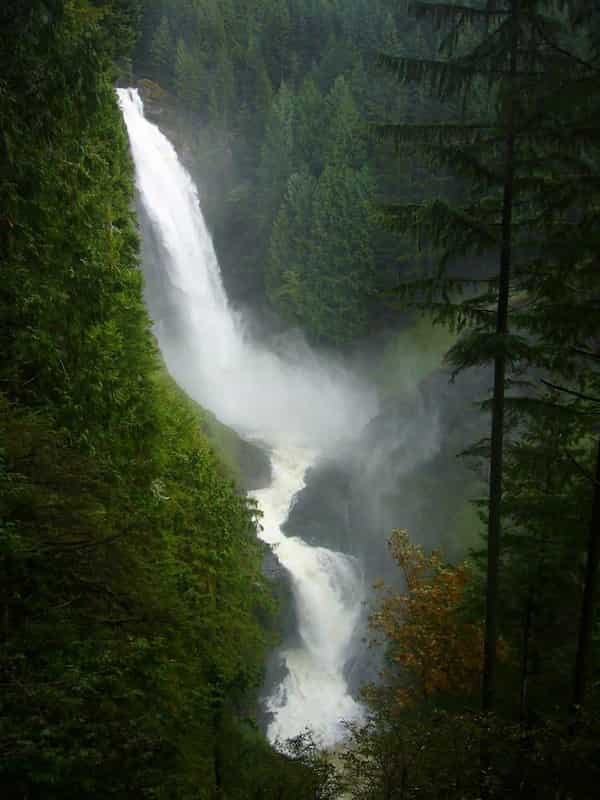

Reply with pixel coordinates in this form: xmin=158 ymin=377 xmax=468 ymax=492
xmin=151 ymin=15 xmax=174 ymax=83
xmin=131 ymin=0 xmax=422 ymax=338
xmin=344 ymin=707 xmax=600 ymax=800
xmin=324 ymin=76 xmax=366 ymax=168
xmin=267 ymin=163 xmax=378 ymax=344
xmin=175 ymin=36 xmax=204 ymax=109
xmin=0 ymin=2 xmax=334 ymax=797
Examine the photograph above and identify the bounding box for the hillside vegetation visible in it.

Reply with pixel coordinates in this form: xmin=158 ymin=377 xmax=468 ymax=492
xmin=132 ymin=0 xmax=443 ymax=344
xmin=0 ymin=3 xmax=333 ymax=797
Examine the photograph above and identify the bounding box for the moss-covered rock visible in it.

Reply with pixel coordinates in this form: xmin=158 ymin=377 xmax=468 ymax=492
xmin=154 ymin=365 xmax=272 ymax=491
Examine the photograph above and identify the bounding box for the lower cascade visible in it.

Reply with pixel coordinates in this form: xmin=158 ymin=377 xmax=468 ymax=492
xmin=117 ymin=88 xmax=377 ymax=747
xmin=250 ymin=448 xmax=365 ymax=746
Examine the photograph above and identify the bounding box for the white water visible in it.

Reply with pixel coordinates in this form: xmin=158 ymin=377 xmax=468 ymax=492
xmin=117 ymin=88 xmax=377 ymax=747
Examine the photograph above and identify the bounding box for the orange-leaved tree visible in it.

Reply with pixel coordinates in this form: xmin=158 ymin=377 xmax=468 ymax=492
xmin=370 ymin=530 xmax=487 ymax=708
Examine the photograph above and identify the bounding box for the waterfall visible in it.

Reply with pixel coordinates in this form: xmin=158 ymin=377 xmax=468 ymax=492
xmin=117 ymin=88 xmax=377 ymax=748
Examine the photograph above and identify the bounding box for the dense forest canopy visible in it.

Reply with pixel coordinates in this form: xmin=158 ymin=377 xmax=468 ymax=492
xmin=129 ymin=0 xmax=448 ymax=344
xmin=2 ymin=0 xmax=600 ymax=798
xmin=0 ymin=2 xmax=337 ymax=797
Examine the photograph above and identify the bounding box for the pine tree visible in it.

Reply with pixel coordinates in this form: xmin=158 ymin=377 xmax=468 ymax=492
xmin=376 ymin=0 xmax=585 ymax=720
xmin=150 ymin=15 xmax=174 ymax=84
xmin=267 ymin=163 xmax=377 ymax=344
xmin=294 ymin=78 xmax=325 ymax=174
xmin=214 ymin=45 xmax=236 ymax=126
xmin=174 ymin=37 xmax=204 ymax=111
xmin=503 ymin=3 xmax=600 ymax=710
xmin=325 ymin=76 xmax=365 ymax=169
xmin=257 ymin=82 xmax=296 ymax=224
xmin=265 ymin=0 xmax=291 ymax=85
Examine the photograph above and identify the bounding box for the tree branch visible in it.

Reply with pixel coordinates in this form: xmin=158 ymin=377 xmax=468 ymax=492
xmin=565 ymin=450 xmax=600 ymax=488
xmin=540 ymin=379 xmax=600 ymax=406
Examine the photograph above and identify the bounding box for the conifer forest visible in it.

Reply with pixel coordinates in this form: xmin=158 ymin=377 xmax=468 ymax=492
xmin=2 ymin=1 xmax=600 ymax=798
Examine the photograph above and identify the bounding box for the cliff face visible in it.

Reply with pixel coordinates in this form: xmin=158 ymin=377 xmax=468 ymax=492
xmin=284 ymin=366 xmax=488 ymax=581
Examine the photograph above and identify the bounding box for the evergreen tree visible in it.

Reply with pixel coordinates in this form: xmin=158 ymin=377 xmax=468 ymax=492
xmin=325 ymin=76 xmax=365 ymax=168
xmin=257 ymin=82 xmax=296 ymax=225
xmin=150 ymin=14 xmax=174 ymax=84
xmin=213 ymin=45 xmax=236 ymax=125
xmin=376 ymin=0 xmax=584 ymax=718
xmin=174 ymin=37 xmax=204 ymax=110
xmin=267 ymin=164 xmax=377 ymax=344
xmin=0 ymin=3 xmax=346 ymax=796
xmin=294 ymin=78 xmax=326 ymax=174
xmin=264 ymin=0 xmax=292 ymax=85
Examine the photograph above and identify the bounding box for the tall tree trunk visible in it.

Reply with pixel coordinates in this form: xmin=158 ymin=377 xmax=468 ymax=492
xmin=214 ymin=709 xmax=223 ymax=799
xmin=572 ymin=436 xmax=600 ymax=708
xmin=480 ymin=7 xmax=519 ymax=795
xmin=519 ymin=584 xmax=533 ymax=722
xmin=482 ymin=0 xmax=519 ymax=716
xmin=515 ymin=584 xmax=534 ymax=796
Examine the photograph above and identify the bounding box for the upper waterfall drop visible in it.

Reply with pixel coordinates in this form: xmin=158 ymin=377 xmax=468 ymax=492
xmin=117 ymin=87 xmax=376 ymax=747
xmin=117 ymin=87 xmax=376 ymax=449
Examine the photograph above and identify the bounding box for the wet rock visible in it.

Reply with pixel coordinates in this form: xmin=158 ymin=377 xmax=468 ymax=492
xmin=284 ymin=366 xmax=490 ymax=586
